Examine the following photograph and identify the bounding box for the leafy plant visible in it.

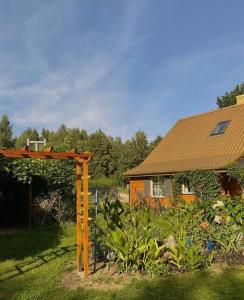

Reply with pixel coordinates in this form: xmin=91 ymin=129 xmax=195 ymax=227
xmin=212 ymin=223 xmax=242 ymax=255
xmin=97 ymin=208 xmax=170 ymax=274
xmin=167 ymin=227 xmax=204 ymax=272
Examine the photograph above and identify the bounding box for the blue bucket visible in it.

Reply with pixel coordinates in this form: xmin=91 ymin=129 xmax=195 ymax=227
xmin=207 ymin=240 xmax=215 ymax=252
xmin=186 ymin=236 xmax=193 ymax=247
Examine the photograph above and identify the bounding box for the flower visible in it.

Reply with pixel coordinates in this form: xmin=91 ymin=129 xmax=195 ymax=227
xmin=214 ymin=215 xmax=222 ymax=224
xmin=225 ymin=215 xmax=231 ymax=223
xmin=213 ymin=200 xmax=224 ymax=209
xmin=200 ymin=221 xmax=209 ymax=229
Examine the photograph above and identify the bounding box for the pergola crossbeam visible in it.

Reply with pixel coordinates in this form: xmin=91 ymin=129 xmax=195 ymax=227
xmin=0 ymin=149 xmax=92 ymax=160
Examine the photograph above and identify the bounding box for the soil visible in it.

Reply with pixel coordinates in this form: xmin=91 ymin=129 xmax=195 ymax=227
xmin=215 ymin=252 xmax=244 ymax=265
xmin=62 ymin=256 xmax=244 ymax=291
xmin=62 ymin=263 xmax=139 ymax=290
xmin=62 ymin=271 xmax=82 ymax=289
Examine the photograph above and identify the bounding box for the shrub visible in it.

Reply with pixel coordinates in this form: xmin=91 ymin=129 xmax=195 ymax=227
xmin=33 ymin=190 xmax=74 ymax=227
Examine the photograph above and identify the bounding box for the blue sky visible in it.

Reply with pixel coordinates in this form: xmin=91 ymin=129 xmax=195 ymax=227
xmin=0 ymin=0 xmax=244 ymax=140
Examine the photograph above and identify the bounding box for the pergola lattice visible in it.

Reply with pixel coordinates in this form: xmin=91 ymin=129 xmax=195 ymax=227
xmin=0 ymin=147 xmax=93 ymax=278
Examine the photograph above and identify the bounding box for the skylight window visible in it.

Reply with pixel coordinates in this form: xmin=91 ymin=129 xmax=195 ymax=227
xmin=211 ymin=121 xmax=230 ymax=136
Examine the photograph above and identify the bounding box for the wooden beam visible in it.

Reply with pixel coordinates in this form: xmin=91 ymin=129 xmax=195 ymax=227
xmin=76 ymin=159 xmax=82 ymax=272
xmin=83 ymin=158 xmax=89 ymax=278
xmin=67 ymin=149 xmax=77 ymax=154
xmin=0 ymin=149 xmax=93 ymax=160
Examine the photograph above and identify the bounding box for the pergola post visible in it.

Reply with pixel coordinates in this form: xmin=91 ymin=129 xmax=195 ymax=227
xmin=76 ymin=159 xmax=82 ymax=272
xmin=83 ymin=158 xmax=89 ymax=277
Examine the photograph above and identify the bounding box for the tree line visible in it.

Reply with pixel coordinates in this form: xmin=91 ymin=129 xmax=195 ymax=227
xmin=0 ymin=115 xmax=162 ymax=180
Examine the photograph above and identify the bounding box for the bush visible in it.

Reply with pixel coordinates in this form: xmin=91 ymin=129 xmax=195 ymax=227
xmin=33 ymin=190 xmax=74 ymax=227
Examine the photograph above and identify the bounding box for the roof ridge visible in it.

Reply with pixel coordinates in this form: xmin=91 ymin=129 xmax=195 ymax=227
xmin=178 ymin=102 xmax=244 ymax=122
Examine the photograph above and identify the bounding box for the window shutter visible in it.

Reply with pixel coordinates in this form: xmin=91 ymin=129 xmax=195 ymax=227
xmin=144 ymin=180 xmax=151 ymax=197
xmin=164 ymin=178 xmax=172 ymax=197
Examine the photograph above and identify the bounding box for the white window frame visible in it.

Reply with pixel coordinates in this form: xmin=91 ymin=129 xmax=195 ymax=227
xmin=151 ymin=178 xmax=165 ymax=198
xmin=181 ymin=183 xmax=194 ymax=195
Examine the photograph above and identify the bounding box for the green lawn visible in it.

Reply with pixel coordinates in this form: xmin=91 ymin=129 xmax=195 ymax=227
xmin=0 ymin=224 xmax=243 ymax=300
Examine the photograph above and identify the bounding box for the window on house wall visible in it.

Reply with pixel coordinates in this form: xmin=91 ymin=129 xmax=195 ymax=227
xmin=182 ymin=180 xmax=194 ymax=195
xmin=210 ymin=120 xmax=230 ymax=136
xmin=151 ymin=178 xmax=165 ymax=198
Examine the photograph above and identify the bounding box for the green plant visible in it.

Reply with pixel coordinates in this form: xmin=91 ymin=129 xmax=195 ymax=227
xmin=97 ymin=208 xmax=170 ymax=274
xmin=212 ymin=223 xmax=242 ymax=255
xmin=226 ymin=164 xmax=244 ymax=188
xmin=167 ymin=227 xmax=204 ymax=272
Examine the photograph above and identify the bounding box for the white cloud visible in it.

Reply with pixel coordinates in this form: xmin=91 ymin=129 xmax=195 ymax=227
xmin=0 ymin=1 xmax=154 ymax=139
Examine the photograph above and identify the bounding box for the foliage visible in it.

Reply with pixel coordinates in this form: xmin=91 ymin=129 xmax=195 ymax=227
xmin=97 ymin=207 xmax=172 ymax=275
xmin=15 ymin=127 xmax=39 ymax=149
xmin=0 ymin=157 xmax=11 ymax=174
xmin=11 ymin=158 xmax=75 ymax=189
xmin=149 ymin=135 xmax=162 ymax=153
xmin=97 ymin=195 xmax=243 ymax=276
xmin=167 ymin=227 xmax=204 ymax=272
xmin=0 ymin=114 xmax=14 ymax=148
xmin=90 ymin=176 xmax=120 ymax=189
xmin=212 ymin=223 xmax=242 ymax=255
xmin=197 ymin=196 xmax=243 ymax=225
xmin=227 ymin=164 xmax=244 ymax=188
xmin=11 ymin=158 xmax=45 ymax=184
xmin=88 ymin=130 xmax=114 ymax=178
xmin=216 ymin=82 xmax=244 ymax=108
xmin=101 ymin=198 xmax=124 ymax=229
xmin=0 ymin=114 xmax=158 ymax=186
xmin=33 ymin=190 xmax=74 ymax=227
xmin=123 ymin=131 xmax=150 ymax=171
xmin=174 ymin=170 xmax=221 ymax=199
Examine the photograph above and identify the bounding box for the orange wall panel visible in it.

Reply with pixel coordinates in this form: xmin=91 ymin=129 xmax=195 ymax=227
xmin=180 ymin=194 xmax=198 ymax=203
xmin=130 ymin=179 xmax=145 ymax=206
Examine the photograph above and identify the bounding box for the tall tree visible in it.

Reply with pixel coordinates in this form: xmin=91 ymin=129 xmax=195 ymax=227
xmin=64 ymin=128 xmax=87 ymax=150
xmin=41 ymin=128 xmax=51 ymax=140
xmin=216 ymin=83 xmax=244 ymax=108
xmin=109 ymin=136 xmax=124 ymax=177
xmin=122 ymin=131 xmax=149 ymax=171
xmin=49 ymin=124 xmax=68 ymax=146
xmin=88 ymin=130 xmax=113 ymax=178
xmin=15 ymin=127 xmax=39 ymax=149
xmin=149 ymin=135 xmax=162 ymax=152
xmin=0 ymin=115 xmax=14 ymax=148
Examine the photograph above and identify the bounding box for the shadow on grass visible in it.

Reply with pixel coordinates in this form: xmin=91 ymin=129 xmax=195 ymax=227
xmin=0 ymin=244 xmax=75 ymax=283
xmin=126 ymin=267 xmax=244 ymax=300
xmin=0 ymin=225 xmax=62 ymax=262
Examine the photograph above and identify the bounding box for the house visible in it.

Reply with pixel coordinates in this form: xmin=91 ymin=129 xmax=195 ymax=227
xmin=124 ymin=95 xmax=244 ymax=207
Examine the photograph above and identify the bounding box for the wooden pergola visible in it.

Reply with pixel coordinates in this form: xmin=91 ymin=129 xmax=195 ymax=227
xmin=0 ymin=147 xmax=93 ymax=278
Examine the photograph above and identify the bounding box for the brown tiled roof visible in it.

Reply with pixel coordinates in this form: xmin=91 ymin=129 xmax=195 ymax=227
xmin=124 ymin=103 xmax=244 ymax=176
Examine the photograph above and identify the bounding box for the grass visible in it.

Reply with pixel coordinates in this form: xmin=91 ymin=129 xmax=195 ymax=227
xmin=0 ymin=224 xmax=243 ymax=300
